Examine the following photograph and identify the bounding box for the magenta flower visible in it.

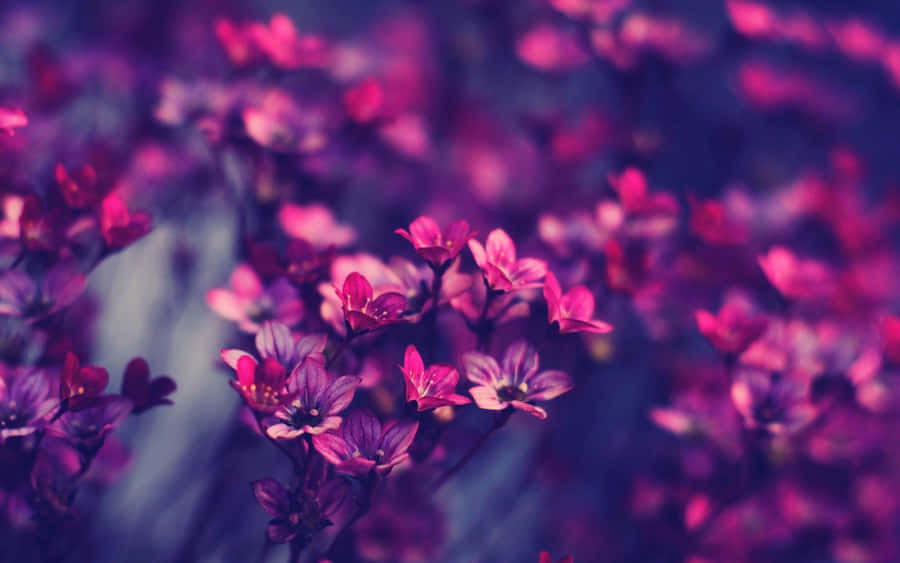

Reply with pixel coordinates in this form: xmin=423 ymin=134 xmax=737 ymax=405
xmin=207 ymin=264 xmax=304 ymax=333
xmin=0 ymin=367 xmax=57 ymax=442
xmin=758 ymin=246 xmax=836 ymax=301
xmin=695 ymin=298 xmax=767 ymax=357
xmin=99 ymin=192 xmax=152 ymax=251
xmin=59 ymin=352 xmax=110 ymax=411
xmin=229 ymin=356 xmax=291 ymax=414
xmin=121 ymin=358 xmax=176 ymax=414
xmin=0 ymin=107 xmax=27 ymax=135
xmin=399 ymin=345 xmax=470 ymax=411
xmin=334 ymin=272 xmax=406 ymax=334
xmin=252 ymin=477 xmax=347 ymax=543
xmin=395 ymin=216 xmax=475 ymax=270
xmin=543 ymin=271 xmax=613 ymax=335
xmin=278 ymin=202 xmax=356 ymax=249
xmin=463 ymin=341 xmax=573 ymax=419
xmin=0 ymin=263 xmax=86 ymax=321
xmin=468 ymin=229 xmax=547 ymax=292
xmin=266 ymin=358 xmax=359 ymax=440
xmin=312 ymin=409 xmax=419 ymax=476
xmin=730 ymin=367 xmax=816 ymax=434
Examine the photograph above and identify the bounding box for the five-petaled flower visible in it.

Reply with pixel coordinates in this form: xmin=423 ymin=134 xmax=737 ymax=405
xmin=463 ymin=340 xmax=573 ymax=419
xmin=543 ymin=271 xmax=613 ymax=335
xmin=230 ymin=356 xmax=291 ymax=414
xmin=468 ymin=229 xmax=547 ymax=292
xmin=266 ymin=358 xmax=359 ymax=440
xmin=312 ymin=409 xmax=418 ymax=476
xmin=252 ymin=477 xmax=347 ymax=543
xmin=335 ymin=272 xmax=406 ymax=334
xmin=399 ymin=345 xmax=470 ymax=411
xmin=395 ymin=216 xmax=475 ymax=271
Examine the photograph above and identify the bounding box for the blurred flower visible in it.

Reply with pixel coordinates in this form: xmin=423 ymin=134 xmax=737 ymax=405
xmin=121 ymin=358 xmax=175 ymax=414
xmin=0 ymin=263 xmax=86 ymax=321
xmin=252 ymin=477 xmax=347 ymax=543
xmin=543 ymin=271 xmax=612 ymax=335
xmin=207 ymin=264 xmax=304 ymax=333
xmin=0 ymin=108 xmax=27 ymax=135
xmin=468 ymin=229 xmax=547 ymax=292
xmin=59 ymin=352 xmax=109 ymax=411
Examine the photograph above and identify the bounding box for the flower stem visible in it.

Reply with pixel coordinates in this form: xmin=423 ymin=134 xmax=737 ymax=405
xmin=435 ymin=409 xmax=512 ymax=490
xmin=254 ymin=413 xmax=303 ymax=475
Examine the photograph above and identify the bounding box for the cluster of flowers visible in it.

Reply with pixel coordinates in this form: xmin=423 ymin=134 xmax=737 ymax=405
xmin=0 ymin=109 xmax=175 ymax=557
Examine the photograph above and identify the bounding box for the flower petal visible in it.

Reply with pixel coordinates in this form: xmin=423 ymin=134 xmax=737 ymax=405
xmin=462 ymin=352 xmax=502 ymax=386
xmin=252 ymin=478 xmax=291 ymax=517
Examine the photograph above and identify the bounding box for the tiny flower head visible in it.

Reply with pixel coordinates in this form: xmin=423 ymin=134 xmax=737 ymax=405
xmin=731 ymin=367 xmax=816 ymax=434
xmin=463 ymin=340 xmax=573 ymax=419
xmin=468 ymin=229 xmax=547 ymax=292
xmin=266 ymin=358 xmax=359 ymax=440
xmin=99 ymin=192 xmax=152 ymax=251
xmin=60 ymin=352 xmax=109 ymax=411
xmin=400 ymin=345 xmax=470 ymax=411
xmin=0 ymin=263 xmax=86 ymax=321
xmin=121 ymin=358 xmax=175 ymax=414
xmin=252 ymin=477 xmax=347 ymax=543
xmin=54 ymin=395 xmax=133 ymax=448
xmin=543 ymin=271 xmax=612 ymax=335
xmin=207 ymin=265 xmax=304 ymax=333
xmin=0 ymin=108 xmax=27 ymax=135
xmin=695 ymin=297 xmax=767 ymax=357
xmin=335 ymin=272 xmax=406 ymax=334
xmin=229 ymin=356 xmax=291 ymax=414
xmin=395 ymin=216 xmax=475 ymax=270
xmin=312 ymin=409 xmax=418 ymax=476
xmin=758 ymin=246 xmax=836 ymax=301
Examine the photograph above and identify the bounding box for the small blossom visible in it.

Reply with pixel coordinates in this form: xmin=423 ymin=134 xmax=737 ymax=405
xmin=266 ymin=358 xmax=359 ymax=440
xmin=312 ymin=409 xmax=418 ymax=476
xmin=54 ymin=395 xmax=133 ymax=448
xmin=252 ymin=477 xmax=347 ymax=543
xmin=543 ymin=271 xmax=612 ymax=335
xmin=278 ymin=203 xmax=356 ymax=249
xmin=695 ymin=297 xmax=767 ymax=357
xmin=730 ymin=367 xmax=816 ymax=434
xmin=229 ymin=356 xmax=291 ymax=414
xmin=335 ymin=272 xmax=406 ymax=334
xmin=400 ymin=345 xmax=470 ymax=411
xmin=468 ymin=229 xmax=547 ymax=292
xmin=99 ymin=192 xmax=152 ymax=251
xmin=0 ymin=263 xmax=86 ymax=321
xmin=121 ymin=358 xmax=175 ymax=414
xmin=463 ymin=340 xmax=573 ymax=419
xmin=60 ymin=352 xmax=109 ymax=411
xmin=207 ymin=264 xmax=304 ymax=333
xmin=0 ymin=107 xmax=27 ymax=135
xmin=249 ymin=14 xmax=331 ymax=70
xmin=0 ymin=366 xmax=57 ymax=442
xmin=758 ymin=246 xmax=836 ymax=301
xmin=395 ymin=216 xmax=475 ymax=270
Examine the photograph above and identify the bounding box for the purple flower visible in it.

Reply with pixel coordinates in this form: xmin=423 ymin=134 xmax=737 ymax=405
xmin=252 ymin=477 xmax=347 ymax=543
xmin=462 ymin=340 xmax=573 ymax=419
xmin=221 ymin=321 xmax=326 ymax=377
xmin=266 ymin=358 xmax=359 ymax=440
xmin=0 ymin=263 xmax=86 ymax=321
xmin=207 ymin=264 xmax=304 ymax=333
xmin=0 ymin=366 xmax=57 ymax=442
xmin=53 ymin=395 xmax=133 ymax=448
xmin=400 ymin=345 xmax=470 ymax=411
xmin=312 ymin=409 xmax=418 ymax=476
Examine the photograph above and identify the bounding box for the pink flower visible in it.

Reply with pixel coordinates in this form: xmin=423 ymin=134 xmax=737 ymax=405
xmin=695 ymin=297 xmax=767 ymax=357
xmin=266 ymin=358 xmax=359 ymax=440
xmin=0 ymin=108 xmax=27 ymax=135
xmin=207 ymin=264 xmax=304 ymax=333
xmin=543 ymin=271 xmax=612 ymax=335
xmin=395 ymin=216 xmax=475 ymax=271
xmin=334 ymin=272 xmax=406 ymax=335
xmin=463 ymin=340 xmax=573 ymax=419
xmin=312 ymin=409 xmax=419 ymax=476
xmin=229 ymin=356 xmax=291 ymax=414
xmin=758 ymin=246 xmax=836 ymax=301
xmin=468 ymin=229 xmax=547 ymax=292
xmin=881 ymin=315 xmax=900 ymax=365
xmin=344 ymin=78 xmax=384 ymax=123
xmin=249 ymin=14 xmax=331 ymax=70
xmin=60 ymin=352 xmax=109 ymax=411
xmin=278 ymin=203 xmax=356 ymax=249
xmin=99 ymin=192 xmax=152 ymax=250
xmin=399 ymin=345 xmax=470 ymax=411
